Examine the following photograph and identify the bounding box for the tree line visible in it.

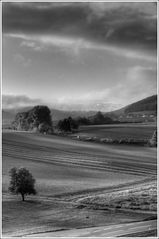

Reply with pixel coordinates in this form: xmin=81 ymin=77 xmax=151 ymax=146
xmin=12 ymin=105 xmax=115 ymax=134
xmin=57 ymin=111 xmax=114 ymax=132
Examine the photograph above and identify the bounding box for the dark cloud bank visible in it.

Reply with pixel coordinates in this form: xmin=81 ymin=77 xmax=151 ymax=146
xmin=3 ymin=2 xmax=157 ymax=51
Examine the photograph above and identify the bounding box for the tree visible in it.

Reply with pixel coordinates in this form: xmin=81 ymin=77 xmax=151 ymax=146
xmin=12 ymin=105 xmax=53 ymax=133
xmin=77 ymin=117 xmax=90 ymax=125
xmin=92 ymin=111 xmax=105 ymax=124
xmin=57 ymin=117 xmax=79 ymax=132
xmin=9 ymin=167 xmax=36 ymax=201
xmin=90 ymin=111 xmax=113 ymax=125
xmin=57 ymin=118 xmax=71 ymax=132
xmin=28 ymin=105 xmax=52 ymax=127
xmin=68 ymin=117 xmax=79 ymax=130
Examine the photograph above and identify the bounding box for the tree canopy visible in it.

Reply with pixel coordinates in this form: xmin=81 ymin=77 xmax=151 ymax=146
xmin=57 ymin=117 xmax=79 ymax=132
xmin=90 ymin=111 xmax=113 ymax=125
xmin=9 ymin=167 xmax=36 ymax=201
xmin=12 ymin=105 xmax=53 ymax=133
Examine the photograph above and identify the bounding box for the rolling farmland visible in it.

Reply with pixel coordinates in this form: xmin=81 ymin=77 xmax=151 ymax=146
xmin=2 ymin=0 xmax=157 ymax=236
xmin=2 ymin=130 xmax=157 ymax=236
xmin=3 ymin=130 xmax=157 ymax=195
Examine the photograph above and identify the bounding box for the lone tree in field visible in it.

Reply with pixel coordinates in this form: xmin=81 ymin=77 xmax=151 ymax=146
xmin=8 ymin=167 xmax=36 ymax=201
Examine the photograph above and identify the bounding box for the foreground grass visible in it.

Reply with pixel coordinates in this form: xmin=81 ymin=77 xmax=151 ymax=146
xmin=2 ymin=193 xmax=154 ymax=237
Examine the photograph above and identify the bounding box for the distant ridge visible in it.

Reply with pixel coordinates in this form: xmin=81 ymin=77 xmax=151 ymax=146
xmin=105 ymin=95 xmax=157 ymax=123
xmin=125 ymin=95 xmax=157 ymax=113
xmin=106 ymin=95 xmax=157 ymax=116
xmin=2 ymin=95 xmax=157 ymax=126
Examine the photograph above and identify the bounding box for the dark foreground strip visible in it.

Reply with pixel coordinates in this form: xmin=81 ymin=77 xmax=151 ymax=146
xmin=119 ymin=229 xmax=157 ymax=237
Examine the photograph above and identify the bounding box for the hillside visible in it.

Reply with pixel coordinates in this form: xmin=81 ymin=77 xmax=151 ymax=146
xmin=106 ymin=95 xmax=157 ymax=122
xmin=2 ymin=95 xmax=157 ymax=127
xmin=125 ymin=95 xmax=157 ymax=114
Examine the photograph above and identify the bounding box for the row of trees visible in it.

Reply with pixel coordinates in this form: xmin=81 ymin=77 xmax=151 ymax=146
xmin=12 ymin=105 xmax=114 ymax=134
xmin=56 ymin=112 xmax=114 ymax=132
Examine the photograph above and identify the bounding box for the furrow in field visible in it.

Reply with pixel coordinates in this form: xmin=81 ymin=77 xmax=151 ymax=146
xmin=3 ymin=139 xmax=156 ymax=165
xmin=4 ymin=152 xmax=155 ymax=177
xmin=3 ymin=141 xmax=156 ymax=174
xmin=3 ymin=135 xmax=156 ymax=177
xmin=3 ymin=142 xmax=156 ymax=166
xmin=3 ymin=142 xmax=156 ymax=172
xmin=3 ymin=146 xmax=155 ymax=176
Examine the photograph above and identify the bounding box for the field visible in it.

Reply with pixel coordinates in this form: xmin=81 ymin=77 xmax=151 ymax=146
xmin=2 ymin=129 xmax=157 ymax=236
xmin=77 ymin=180 xmax=157 ymax=212
xmin=74 ymin=123 xmax=156 ymax=140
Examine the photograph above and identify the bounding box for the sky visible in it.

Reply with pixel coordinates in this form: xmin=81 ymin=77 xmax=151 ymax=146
xmin=2 ymin=2 xmax=157 ymax=110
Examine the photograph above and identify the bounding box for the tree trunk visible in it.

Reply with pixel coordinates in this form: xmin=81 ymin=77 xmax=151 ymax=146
xmin=21 ymin=194 xmax=25 ymax=201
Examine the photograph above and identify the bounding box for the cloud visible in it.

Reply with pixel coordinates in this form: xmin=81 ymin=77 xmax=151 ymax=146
xmin=3 ymin=63 xmax=156 ymax=110
xmin=6 ymin=33 xmax=156 ymax=62
xmin=20 ymin=40 xmax=44 ymax=51
xmin=3 ymin=2 xmax=157 ymax=52
xmin=55 ymin=65 xmax=157 ymax=106
xmin=14 ymin=53 xmax=31 ymax=67
xmin=2 ymin=95 xmax=42 ymax=109
xmin=115 ymin=65 xmax=157 ymax=104
xmin=2 ymin=3 xmax=157 ymax=112
xmin=88 ymin=2 xmax=156 ymax=17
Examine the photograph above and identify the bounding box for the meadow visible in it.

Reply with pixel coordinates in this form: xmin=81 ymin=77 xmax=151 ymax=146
xmin=75 ymin=123 xmax=156 ymax=141
xmin=2 ymin=130 xmax=157 ymax=236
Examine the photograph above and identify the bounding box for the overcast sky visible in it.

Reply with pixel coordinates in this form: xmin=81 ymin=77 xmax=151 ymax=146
xmin=2 ymin=2 xmax=157 ymax=110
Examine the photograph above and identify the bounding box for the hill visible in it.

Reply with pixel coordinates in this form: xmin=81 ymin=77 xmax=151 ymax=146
xmin=2 ymin=95 xmax=157 ymax=127
xmin=106 ymin=95 xmax=157 ymax=122
xmin=125 ymin=95 xmax=157 ymax=114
